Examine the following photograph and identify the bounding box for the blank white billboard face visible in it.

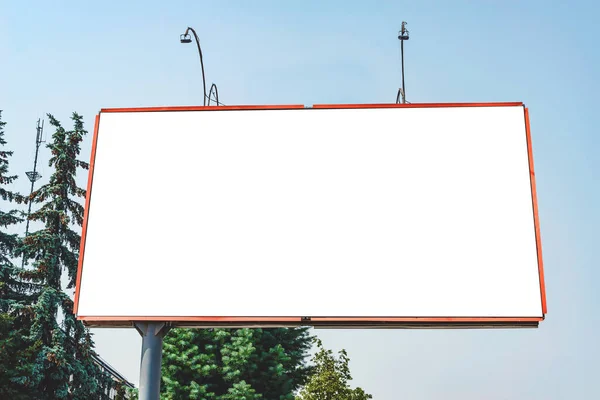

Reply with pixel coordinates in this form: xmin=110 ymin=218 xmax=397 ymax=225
xmin=75 ymin=104 xmax=546 ymax=327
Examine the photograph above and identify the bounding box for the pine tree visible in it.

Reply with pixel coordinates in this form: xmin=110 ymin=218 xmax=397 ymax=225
xmin=16 ymin=112 xmax=118 ymax=399
xmin=162 ymin=327 xmax=314 ymax=399
xmin=295 ymin=339 xmax=372 ymax=400
xmin=0 ymin=110 xmax=26 ymax=311
xmin=247 ymin=328 xmax=315 ymax=398
xmin=0 ymin=109 xmax=38 ymax=400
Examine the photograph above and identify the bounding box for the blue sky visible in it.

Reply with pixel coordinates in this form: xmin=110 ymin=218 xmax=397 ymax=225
xmin=1 ymin=1 xmax=599 ymax=398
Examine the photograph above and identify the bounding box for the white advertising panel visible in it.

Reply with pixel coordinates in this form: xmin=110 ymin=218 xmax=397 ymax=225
xmin=75 ymin=103 xmax=546 ymax=328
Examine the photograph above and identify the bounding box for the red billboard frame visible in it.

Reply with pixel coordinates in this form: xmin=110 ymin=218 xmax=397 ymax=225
xmin=74 ymin=102 xmax=546 ymax=328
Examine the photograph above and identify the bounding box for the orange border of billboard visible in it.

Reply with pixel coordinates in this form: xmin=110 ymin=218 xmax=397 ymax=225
xmin=524 ymin=108 xmax=547 ymax=314
xmin=74 ymin=102 xmax=546 ymax=327
xmin=73 ymin=114 xmax=100 ymax=315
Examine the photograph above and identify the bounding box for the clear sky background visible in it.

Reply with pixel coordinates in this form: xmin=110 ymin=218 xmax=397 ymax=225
xmin=1 ymin=1 xmax=599 ymax=398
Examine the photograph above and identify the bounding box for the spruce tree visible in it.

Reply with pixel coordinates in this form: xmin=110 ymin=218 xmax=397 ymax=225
xmin=0 ymin=110 xmax=37 ymax=399
xmin=16 ymin=113 xmax=117 ymax=399
xmin=0 ymin=110 xmax=26 ymax=311
xmin=162 ymin=327 xmax=314 ymax=399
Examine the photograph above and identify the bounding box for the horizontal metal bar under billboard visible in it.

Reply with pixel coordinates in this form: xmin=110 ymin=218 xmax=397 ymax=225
xmin=80 ymin=316 xmax=542 ymax=329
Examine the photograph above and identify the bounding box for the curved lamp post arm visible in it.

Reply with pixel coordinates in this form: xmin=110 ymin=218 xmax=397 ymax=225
xmin=182 ymin=27 xmax=208 ymax=106
xmin=208 ymin=83 xmax=219 ymax=106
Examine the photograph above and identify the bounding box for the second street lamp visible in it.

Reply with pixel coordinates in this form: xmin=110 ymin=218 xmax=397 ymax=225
xmin=208 ymin=83 xmax=219 ymax=106
xmin=180 ymin=26 xmax=208 ymax=106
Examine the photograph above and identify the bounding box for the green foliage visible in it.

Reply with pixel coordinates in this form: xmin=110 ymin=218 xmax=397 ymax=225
xmin=296 ymin=339 xmax=372 ymax=400
xmin=0 ymin=110 xmax=26 ymax=205
xmin=0 ymin=110 xmax=38 ymax=399
xmin=125 ymin=386 xmax=139 ymax=399
xmin=221 ymin=380 xmax=261 ymax=400
xmin=2 ymin=112 xmax=121 ymax=399
xmin=0 ymin=311 xmax=41 ymax=400
xmin=162 ymin=327 xmax=314 ymax=399
xmin=0 ymin=110 xmax=26 ymax=312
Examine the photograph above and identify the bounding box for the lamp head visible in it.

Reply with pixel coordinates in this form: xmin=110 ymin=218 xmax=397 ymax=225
xmin=180 ymin=33 xmax=192 ymax=44
xmin=398 ymin=21 xmax=409 ymax=40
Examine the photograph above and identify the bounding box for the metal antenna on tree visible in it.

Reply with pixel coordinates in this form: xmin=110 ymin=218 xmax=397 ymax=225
xmin=396 ymin=21 xmax=410 ymax=104
xmin=22 ymin=118 xmax=44 ymax=267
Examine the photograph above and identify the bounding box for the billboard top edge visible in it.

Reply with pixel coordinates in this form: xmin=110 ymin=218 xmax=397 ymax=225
xmin=99 ymin=102 xmax=524 ymax=114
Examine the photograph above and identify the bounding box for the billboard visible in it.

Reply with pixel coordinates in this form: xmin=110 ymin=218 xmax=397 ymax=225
xmin=74 ymin=103 xmax=546 ymax=328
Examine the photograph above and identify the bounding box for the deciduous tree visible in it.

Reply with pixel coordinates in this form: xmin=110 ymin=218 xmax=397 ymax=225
xmin=296 ymin=338 xmax=372 ymax=400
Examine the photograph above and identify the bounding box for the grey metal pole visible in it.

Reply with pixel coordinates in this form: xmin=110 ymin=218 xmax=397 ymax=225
xmin=22 ymin=119 xmax=44 ymax=267
xmin=135 ymin=322 xmax=170 ymax=400
xmin=401 ymin=39 xmax=406 ymax=103
xmin=397 ymin=21 xmax=409 ymax=104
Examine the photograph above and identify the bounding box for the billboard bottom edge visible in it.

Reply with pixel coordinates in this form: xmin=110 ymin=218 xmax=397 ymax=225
xmin=78 ymin=316 xmax=543 ymax=329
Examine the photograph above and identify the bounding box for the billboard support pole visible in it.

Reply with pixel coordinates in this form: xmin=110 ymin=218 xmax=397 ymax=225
xmin=134 ymin=322 xmax=171 ymax=400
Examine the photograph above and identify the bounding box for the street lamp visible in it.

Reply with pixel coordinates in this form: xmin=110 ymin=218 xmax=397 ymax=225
xmin=180 ymin=27 xmax=208 ymax=106
xmin=396 ymin=21 xmax=410 ymax=104
xmin=208 ymin=83 xmax=219 ymax=106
